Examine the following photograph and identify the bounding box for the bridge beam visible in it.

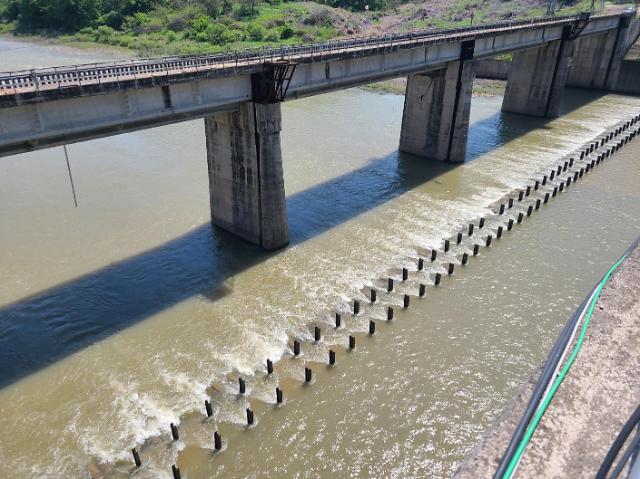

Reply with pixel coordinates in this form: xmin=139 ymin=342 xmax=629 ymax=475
xmin=399 ymin=41 xmax=476 ymax=162
xmin=205 ymin=101 xmax=288 ymax=250
xmin=502 ymin=34 xmax=573 ymax=118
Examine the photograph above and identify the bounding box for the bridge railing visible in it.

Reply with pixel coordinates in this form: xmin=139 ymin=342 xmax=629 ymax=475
xmin=0 ymin=8 xmax=632 ymax=96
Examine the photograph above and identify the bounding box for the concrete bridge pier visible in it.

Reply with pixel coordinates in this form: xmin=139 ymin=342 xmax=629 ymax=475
xmin=205 ymin=101 xmax=288 ymax=250
xmin=502 ymin=30 xmax=574 ymax=118
xmin=604 ymin=15 xmax=635 ymax=90
xmin=566 ymin=30 xmax=618 ymax=89
xmin=568 ymin=14 xmax=635 ymax=90
xmin=399 ymin=40 xmax=476 ymax=162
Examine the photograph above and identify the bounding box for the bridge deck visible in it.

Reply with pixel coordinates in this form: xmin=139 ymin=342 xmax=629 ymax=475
xmin=0 ymin=10 xmax=625 ymax=99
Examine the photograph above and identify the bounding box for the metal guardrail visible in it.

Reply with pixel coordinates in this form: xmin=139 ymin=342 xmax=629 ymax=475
xmin=0 ymin=8 xmax=633 ymax=96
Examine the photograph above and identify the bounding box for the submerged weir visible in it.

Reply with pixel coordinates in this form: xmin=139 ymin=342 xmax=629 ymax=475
xmin=1 ymin=37 xmax=640 ymax=478
xmin=117 ymin=115 xmax=640 ymax=479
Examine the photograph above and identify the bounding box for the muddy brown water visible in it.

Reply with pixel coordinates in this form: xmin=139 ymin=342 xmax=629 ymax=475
xmin=1 ymin=36 xmax=639 ymax=478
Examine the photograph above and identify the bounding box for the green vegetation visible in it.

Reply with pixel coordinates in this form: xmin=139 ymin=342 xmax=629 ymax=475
xmin=361 ymin=77 xmax=406 ymax=95
xmin=495 ymin=52 xmax=513 ymax=62
xmin=0 ymin=0 xmax=361 ymax=55
xmin=401 ymin=0 xmax=606 ymax=32
xmin=362 ymin=77 xmax=507 ymax=97
xmin=0 ymin=0 xmax=622 ymax=56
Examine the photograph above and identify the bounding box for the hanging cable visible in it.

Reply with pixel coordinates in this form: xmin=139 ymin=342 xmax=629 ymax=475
xmin=501 ymin=253 xmax=627 ymax=478
xmin=63 ymin=145 xmax=78 ymax=207
xmin=596 ymin=404 xmax=640 ymax=479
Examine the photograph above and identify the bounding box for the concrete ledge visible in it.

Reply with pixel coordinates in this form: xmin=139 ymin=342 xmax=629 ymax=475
xmin=455 ymin=241 xmax=640 ymax=478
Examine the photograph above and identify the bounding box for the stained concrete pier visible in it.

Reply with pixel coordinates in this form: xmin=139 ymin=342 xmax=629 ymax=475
xmin=566 ymin=30 xmax=618 ymax=89
xmin=502 ymin=33 xmax=573 ymax=117
xmin=205 ymin=102 xmax=288 ymax=249
xmin=477 ymin=14 xmax=640 ymax=95
xmin=399 ymin=41 xmax=475 ymax=162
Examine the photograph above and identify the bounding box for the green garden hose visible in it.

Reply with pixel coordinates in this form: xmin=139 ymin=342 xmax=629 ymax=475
xmin=502 ymin=252 xmax=629 ymax=478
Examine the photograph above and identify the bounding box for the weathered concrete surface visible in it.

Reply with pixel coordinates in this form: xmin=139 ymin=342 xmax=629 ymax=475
xmin=399 ymin=58 xmax=475 ymax=162
xmin=613 ymin=60 xmax=640 ymax=95
xmin=624 ymin=18 xmax=640 ymax=54
xmin=476 ymin=23 xmax=640 ymax=90
xmin=502 ymin=39 xmax=573 ymax=117
xmin=455 ymin=243 xmax=640 ymax=478
xmin=205 ymin=102 xmax=288 ymax=249
xmin=605 ymin=16 xmax=638 ymax=90
xmin=567 ymin=30 xmax=618 ymax=89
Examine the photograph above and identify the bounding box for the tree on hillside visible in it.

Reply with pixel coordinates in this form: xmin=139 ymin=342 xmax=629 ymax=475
xmin=2 ymin=0 xmax=160 ymax=31
xmin=10 ymin=0 xmax=99 ymax=30
xmin=237 ymin=0 xmax=257 ymax=18
xmin=200 ymin=0 xmax=220 ymax=18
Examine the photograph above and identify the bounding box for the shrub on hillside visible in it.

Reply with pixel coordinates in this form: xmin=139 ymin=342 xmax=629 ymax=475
xmin=320 ymin=0 xmax=389 ymax=12
xmin=131 ymin=12 xmax=151 ymax=27
xmin=0 ymin=1 xmax=20 ymax=22
xmin=280 ymin=24 xmax=295 ymax=39
xmin=246 ymin=22 xmax=265 ymax=41
xmin=98 ymin=10 xmax=124 ymax=29
xmin=7 ymin=0 xmax=100 ymax=31
xmin=264 ymin=30 xmax=279 ymax=42
xmin=93 ymin=25 xmax=116 ymax=42
xmin=234 ymin=0 xmax=258 ymax=19
xmin=210 ymin=22 xmax=235 ymax=43
xmin=168 ymin=15 xmax=188 ymax=32
xmin=189 ymin=14 xmax=211 ymax=33
xmin=304 ymin=8 xmax=335 ymax=27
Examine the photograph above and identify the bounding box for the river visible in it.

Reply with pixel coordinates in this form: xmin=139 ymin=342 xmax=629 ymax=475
xmin=1 ymin=36 xmax=639 ymax=478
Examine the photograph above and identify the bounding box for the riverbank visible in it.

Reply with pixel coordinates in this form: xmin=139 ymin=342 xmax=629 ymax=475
xmin=361 ymin=77 xmax=506 ymax=97
xmin=455 ymin=239 xmax=640 ymax=478
xmin=2 ymin=34 xmax=132 ymax=55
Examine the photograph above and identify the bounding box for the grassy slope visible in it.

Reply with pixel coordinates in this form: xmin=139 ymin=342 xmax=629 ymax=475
xmin=0 ymin=0 xmax=614 ymax=57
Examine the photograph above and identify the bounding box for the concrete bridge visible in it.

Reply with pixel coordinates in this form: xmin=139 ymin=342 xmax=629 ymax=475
xmin=0 ymin=9 xmax=637 ymax=249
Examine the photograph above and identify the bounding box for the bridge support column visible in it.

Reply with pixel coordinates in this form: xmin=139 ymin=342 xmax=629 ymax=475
xmin=502 ymin=35 xmax=573 ymax=118
xmin=399 ymin=40 xmax=475 ymax=162
xmin=566 ymin=31 xmax=618 ymax=90
xmin=604 ymin=15 xmax=635 ymax=91
xmin=205 ymin=101 xmax=288 ymax=250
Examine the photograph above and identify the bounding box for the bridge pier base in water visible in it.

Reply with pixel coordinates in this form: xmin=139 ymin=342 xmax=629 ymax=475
xmin=502 ymin=35 xmax=573 ymax=118
xmin=205 ymin=102 xmax=288 ymax=250
xmin=399 ymin=40 xmax=476 ymax=162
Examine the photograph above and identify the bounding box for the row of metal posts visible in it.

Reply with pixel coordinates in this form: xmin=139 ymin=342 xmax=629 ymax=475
xmin=128 ymin=112 xmax=639 ymax=479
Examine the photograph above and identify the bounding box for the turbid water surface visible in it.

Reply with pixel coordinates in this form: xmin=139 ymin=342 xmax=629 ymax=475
xmin=1 ymin=36 xmax=639 ymax=478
